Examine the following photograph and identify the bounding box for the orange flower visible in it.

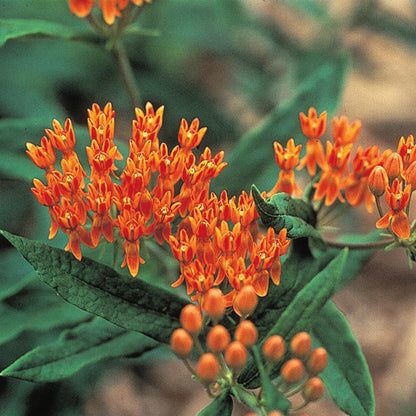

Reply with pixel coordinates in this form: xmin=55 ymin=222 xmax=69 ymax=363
xmin=376 ymin=178 xmax=411 ymax=239
xmin=397 ymin=135 xmax=416 ymax=169
xmin=26 ymin=137 xmax=56 ymax=171
xmin=133 ymin=102 xmax=164 ymax=152
xmin=333 ymin=115 xmax=361 ymax=146
xmin=268 ymin=139 xmax=302 ymax=197
xmin=178 ymin=118 xmax=207 ymax=156
xmin=299 ymin=107 xmax=327 ymax=140
xmin=45 ymin=118 xmax=77 ymax=159
xmin=67 ymin=0 xmax=95 ymax=18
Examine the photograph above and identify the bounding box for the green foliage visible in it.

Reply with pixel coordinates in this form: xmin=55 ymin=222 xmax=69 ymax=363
xmin=197 ymin=389 xmax=234 ymax=416
xmin=313 ymin=301 xmax=375 ymax=416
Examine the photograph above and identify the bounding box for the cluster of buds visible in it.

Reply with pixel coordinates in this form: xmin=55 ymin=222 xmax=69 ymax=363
xmin=170 ymin=300 xmax=327 ymax=415
xmin=27 ymin=102 xmax=291 ymax=314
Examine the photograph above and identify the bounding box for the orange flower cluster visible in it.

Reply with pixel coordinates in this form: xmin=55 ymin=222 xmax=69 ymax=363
xmin=68 ymin=0 xmax=151 ymax=25
xmin=27 ymin=103 xmax=290 ymax=309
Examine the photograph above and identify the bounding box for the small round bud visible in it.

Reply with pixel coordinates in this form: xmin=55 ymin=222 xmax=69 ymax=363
xmin=306 ymin=347 xmax=328 ymax=375
xmin=235 ymin=320 xmax=258 ymax=348
xmin=202 ymin=288 xmax=226 ymax=322
xmin=225 ymin=341 xmax=248 ymax=373
xmin=180 ymin=304 xmax=203 ymax=335
xmin=281 ymin=358 xmax=304 ymax=384
xmin=303 ymin=377 xmax=325 ymax=401
xmin=267 ymin=412 xmax=284 ymax=416
xmin=207 ymin=325 xmax=230 ymax=353
xmin=262 ymin=335 xmax=285 ymax=363
xmin=368 ymin=165 xmax=388 ymax=197
xmin=290 ymin=332 xmax=312 ymax=358
xmin=170 ymin=328 xmax=193 ymax=359
xmin=233 ymin=285 xmax=258 ymax=318
xmin=383 ymin=152 xmax=403 ymax=181
xmin=196 ymin=353 xmax=220 ymax=384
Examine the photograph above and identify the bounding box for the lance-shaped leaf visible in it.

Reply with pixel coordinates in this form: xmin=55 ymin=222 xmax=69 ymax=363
xmin=1 ymin=230 xmax=189 ymax=344
xmin=313 ymin=301 xmax=375 ymax=416
xmin=251 ymin=186 xmax=323 ymax=246
xmin=239 ymin=248 xmax=347 ymax=387
xmin=197 ymin=388 xmax=233 ymax=416
xmin=1 ymin=317 xmax=159 ymax=382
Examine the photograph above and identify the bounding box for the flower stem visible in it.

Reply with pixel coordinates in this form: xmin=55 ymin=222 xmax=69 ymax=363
xmin=323 ymin=238 xmax=395 ymax=250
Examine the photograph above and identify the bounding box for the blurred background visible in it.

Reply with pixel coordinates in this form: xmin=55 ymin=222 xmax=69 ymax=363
xmin=1 ymin=0 xmax=416 ymax=415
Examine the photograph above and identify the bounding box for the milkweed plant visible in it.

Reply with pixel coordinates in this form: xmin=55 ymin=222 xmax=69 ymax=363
xmin=1 ymin=1 xmax=415 ymax=415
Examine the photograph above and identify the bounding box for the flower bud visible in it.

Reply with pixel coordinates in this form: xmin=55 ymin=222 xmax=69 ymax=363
xmin=267 ymin=412 xmax=284 ymax=416
xmin=302 ymin=377 xmax=325 ymax=401
xmin=235 ymin=320 xmax=258 ymax=348
xmin=197 ymin=353 xmax=220 ymax=384
xmin=368 ymin=165 xmax=388 ymax=197
xmin=170 ymin=328 xmax=193 ymax=359
xmin=383 ymin=152 xmax=403 ymax=181
xmin=290 ymin=332 xmax=312 ymax=358
xmin=202 ymin=288 xmax=226 ymax=322
xmin=233 ymin=285 xmax=258 ymax=318
xmin=180 ymin=304 xmax=203 ymax=335
xmin=404 ymin=160 xmax=416 ymax=190
xmin=225 ymin=341 xmax=248 ymax=373
xmin=262 ymin=335 xmax=285 ymax=363
xmin=207 ymin=325 xmax=230 ymax=353
xmin=281 ymin=358 xmax=304 ymax=384
xmin=306 ymin=347 xmax=328 ymax=375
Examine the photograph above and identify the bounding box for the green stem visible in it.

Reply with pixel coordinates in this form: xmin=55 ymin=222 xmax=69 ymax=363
xmin=323 ymin=238 xmax=395 ymax=250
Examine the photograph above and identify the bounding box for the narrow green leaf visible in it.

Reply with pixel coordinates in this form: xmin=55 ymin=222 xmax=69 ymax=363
xmin=313 ymin=301 xmax=375 ymax=416
xmin=252 ymin=186 xmax=323 ymax=245
xmin=240 ymin=248 xmax=348 ymax=387
xmin=1 ymin=230 xmax=188 ymax=344
xmin=1 ymin=317 xmax=159 ymax=382
xmin=0 ymin=18 xmax=77 ymax=47
xmin=197 ymin=388 xmax=233 ymax=416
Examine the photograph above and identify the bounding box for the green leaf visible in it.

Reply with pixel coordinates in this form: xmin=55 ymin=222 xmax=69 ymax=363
xmin=313 ymin=301 xmax=375 ymax=416
xmin=0 ymin=283 xmax=88 ymax=345
xmin=1 ymin=230 xmax=189 ymax=344
xmin=197 ymin=388 xmax=233 ymax=416
xmin=1 ymin=317 xmax=159 ymax=382
xmin=0 ymin=18 xmax=78 ymax=47
xmin=251 ymin=186 xmax=323 ymax=245
xmin=240 ymin=248 xmax=348 ymax=387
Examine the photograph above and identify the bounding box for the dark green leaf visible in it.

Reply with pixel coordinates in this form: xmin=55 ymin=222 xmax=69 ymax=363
xmin=240 ymin=248 xmax=348 ymax=387
xmin=251 ymin=186 xmax=323 ymax=245
xmin=1 ymin=230 xmax=189 ymax=344
xmin=197 ymin=388 xmax=233 ymax=416
xmin=0 ymin=18 xmax=78 ymax=47
xmin=313 ymin=301 xmax=375 ymax=416
xmin=1 ymin=317 xmax=159 ymax=382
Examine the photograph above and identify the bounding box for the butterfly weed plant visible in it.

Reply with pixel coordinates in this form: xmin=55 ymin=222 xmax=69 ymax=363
xmin=1 ymin=1 xmax=415 ymax=415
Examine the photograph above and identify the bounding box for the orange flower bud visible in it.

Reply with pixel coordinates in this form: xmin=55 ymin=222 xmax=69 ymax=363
xmin=207 ymin=325 xmax=230 ymax=353
xmin=383 ymin=152 xmax=403 ymax=181
xmin=180 ymin=304 xmax=203 ymax=335
xmin=235 ymin=320 xmax=258 ymax=348
xmin=290 ymin=332 xmax=312 ymax=358
xmin=306 ymin=347 xmax=328 ymax=375
xmin=262 ymin=335 xmax=285 ymax=363
xmin=233 ymin=285 xmax=258 ymax=318
xmin=197 ymin=353 xmax=220 ymax=384
xmin=281 ymin=358 xmax=304 ymax=384
xmin=225 ymin=340 xmax=248 ymax=373
xmin=170 ymin=328 xmax=193 ymax=359
xmin=303 ymin=377 xmax=325 ymax=401
xmin=404 ymin=160 xmax=416 ymax=190
xmin=202 ymin=288 xmax=226 ymax=322
xmin=368 ymin=165 xmax=388 ymax=197
xmin=267 ymin=412 xmax=284 ymax=416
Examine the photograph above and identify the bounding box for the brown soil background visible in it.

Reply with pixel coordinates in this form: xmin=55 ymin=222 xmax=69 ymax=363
xmin=82 ymin=1 xmax=416 ymax=415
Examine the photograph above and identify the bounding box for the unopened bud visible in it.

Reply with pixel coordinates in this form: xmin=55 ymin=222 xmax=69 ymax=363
xmin=383 ymin=152 xmax=403 ymax=181
xmin=170 ymin=328 xmax=193 ymax=359
xmin=306 ymin=347 xmax=328 ymax=375
xmin=225 ymin=340 xmax=248 ymax=373
xmin=207 ymin=325 xmax=230 ymax=353
xmin=290 ymin=332 xmax=312 ymax=358
xmin=197 ymin=353 xmax=220 ymax=384
xmin=262 ymin=335 xmax=285 ymax=363
xmin=180 ymin=304 xmax=203 ymax=335
xmin=233 ymin=285 xmax=258 ymax=318
xmin=368 ymin=165 xmax=388 ymax=197
xmin=303 ymin=377 xmax=325 ymax=401
xmin=235 ymin=320 xmax=258 ymax=348
xmin=267 ymin=412 xmax=284 ymax=416
xmin=281 ymin=358 xmax=304 ymax=384
xmin=202 ymin=288 xmax=226 ymax=322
